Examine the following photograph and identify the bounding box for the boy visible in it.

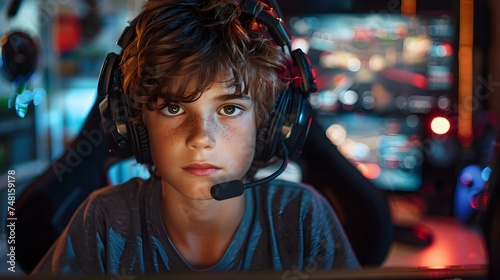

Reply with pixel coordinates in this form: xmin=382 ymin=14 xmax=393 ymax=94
xmin=31 ymin=0 xmax=359 ymax=275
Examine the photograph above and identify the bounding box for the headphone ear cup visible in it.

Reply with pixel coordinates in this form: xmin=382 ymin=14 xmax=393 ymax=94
xmin=283 ymin=91 xmax=313 ymax=159
xmin=98 ymin=52 xmax=152 ymax=164
xmin=256 ymin=87 xmax=313 ymax=163
xmin=256 ymin=89 xmax=290 ymax=162
xmin=127 ymin=118 xmax=153 ymax=164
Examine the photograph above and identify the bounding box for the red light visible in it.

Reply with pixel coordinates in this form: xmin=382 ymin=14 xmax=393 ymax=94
xmin=443 ymin=42 xmax=454 ymax=57
xmin=382 ymin=68 xmax=427 ymax=89
xmin=356 ymin=163 xmax=381 ymax=179
xmin=476 ymin=192 xmax=490 ymax=211
xmin=430 ymin=117 xmax=451 ymax=135
xmin=459 ymin=172 xmax=473 ymax=186
xmin=413 ymin=225 xmax=431 ymax=241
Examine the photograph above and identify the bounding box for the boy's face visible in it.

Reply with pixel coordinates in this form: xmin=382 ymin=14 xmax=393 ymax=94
xmin=143 ymin=80 xmax=257 ymax=200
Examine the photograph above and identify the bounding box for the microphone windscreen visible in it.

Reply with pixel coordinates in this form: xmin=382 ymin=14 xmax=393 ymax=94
xmin=211 ymin=180 xmax=245 ymax=200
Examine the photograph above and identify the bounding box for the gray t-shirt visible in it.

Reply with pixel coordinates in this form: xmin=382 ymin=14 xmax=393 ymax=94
xmin=31 ymin=178 xmax=359 ymax=276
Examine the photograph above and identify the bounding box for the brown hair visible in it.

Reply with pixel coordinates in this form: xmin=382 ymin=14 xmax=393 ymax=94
xmin=120 ymin=0 xmax=289 ymax=128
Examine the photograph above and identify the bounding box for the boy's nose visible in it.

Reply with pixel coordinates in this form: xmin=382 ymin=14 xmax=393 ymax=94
xmin=186 ymin=114 xmax=217 ymax=150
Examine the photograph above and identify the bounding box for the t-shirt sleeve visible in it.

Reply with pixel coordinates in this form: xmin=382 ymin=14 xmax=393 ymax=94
xmin=302 ymin=187 xmax=360 ymax=270
xmin=30 ymin=190 xmax=108 ymax=276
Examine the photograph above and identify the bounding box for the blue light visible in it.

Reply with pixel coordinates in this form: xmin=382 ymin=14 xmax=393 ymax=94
xmin=482 ymin=167 xmax=492 ymax=182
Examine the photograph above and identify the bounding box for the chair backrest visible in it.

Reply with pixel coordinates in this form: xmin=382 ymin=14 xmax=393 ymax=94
xmin=13 ymin=98 xmax=114 ymax=273
xmin=299 ymin=117 xmax=394 ymax=267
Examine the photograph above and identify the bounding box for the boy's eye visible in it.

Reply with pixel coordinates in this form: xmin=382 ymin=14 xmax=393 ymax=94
xmin=161 ymin=104 xmax=184 ymax=116
xmin=219 ymin=105 xmax=242 ymax=116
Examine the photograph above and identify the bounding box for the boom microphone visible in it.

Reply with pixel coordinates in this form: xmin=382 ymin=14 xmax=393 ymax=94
xmin=210 ymin=143 xmax=289 ymax=200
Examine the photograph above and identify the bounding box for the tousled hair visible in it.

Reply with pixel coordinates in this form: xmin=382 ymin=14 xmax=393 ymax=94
xmin=120 ymin=0 xmax=289 ymax=128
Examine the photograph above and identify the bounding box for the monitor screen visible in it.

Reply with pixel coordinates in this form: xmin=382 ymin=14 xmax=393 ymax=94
xmin=316 ymin=112 xmax=423 ymax=192
xmin=288 ymin=12 xmax=456 ymax=192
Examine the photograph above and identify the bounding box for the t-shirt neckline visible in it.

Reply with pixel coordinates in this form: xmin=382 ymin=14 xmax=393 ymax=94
xmin=147 ymin=178 xmax=255 ymax=271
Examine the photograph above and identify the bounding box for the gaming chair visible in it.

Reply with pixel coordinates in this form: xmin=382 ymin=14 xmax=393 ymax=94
xmin=300 ymin=117 xmax=394 ymax=267
xmin=11 ymin=0 xmax=394 ymax=273
xmin=13 ymin=98 xmax=115 ymax=273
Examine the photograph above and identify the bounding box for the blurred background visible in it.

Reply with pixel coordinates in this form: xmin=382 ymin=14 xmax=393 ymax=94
xmin=0 ymin=0 xmax=499 ymax=277
xmin=0 ymin=0 xmax=142 ymax=188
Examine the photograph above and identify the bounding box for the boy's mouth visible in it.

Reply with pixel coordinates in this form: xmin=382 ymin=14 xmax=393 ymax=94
xmin=182 ymin=163 xmax=221 ymax=176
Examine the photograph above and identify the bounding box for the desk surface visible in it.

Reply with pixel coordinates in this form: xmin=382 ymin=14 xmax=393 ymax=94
xmin=1 ymin=267 xmax=489 ymax=280
xmin=383 ymin=216 xmax=488 ymax=268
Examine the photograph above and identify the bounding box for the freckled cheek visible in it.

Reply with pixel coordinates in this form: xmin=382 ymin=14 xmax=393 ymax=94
xmin=148 ymin=125 xmax=182 ymax=154
xmin=224 ymin=124 xmax=257 ymax=163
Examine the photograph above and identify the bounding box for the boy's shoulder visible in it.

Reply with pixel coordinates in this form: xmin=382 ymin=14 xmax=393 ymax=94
xmin=74 ymin=177 xmax=160 ymax=232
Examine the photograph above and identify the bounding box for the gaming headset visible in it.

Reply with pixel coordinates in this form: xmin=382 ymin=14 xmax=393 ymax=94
xmin=97 ymin=0 xmax=317 ymax=197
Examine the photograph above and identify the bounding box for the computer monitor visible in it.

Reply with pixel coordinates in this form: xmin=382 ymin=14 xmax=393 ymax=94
xmin=287 ymin=10 xmax=457 ymax=193
xmin=315 ymin=112 xmax=423 ymax=192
